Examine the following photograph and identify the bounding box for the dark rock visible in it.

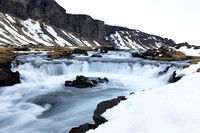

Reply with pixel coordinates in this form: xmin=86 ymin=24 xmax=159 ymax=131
xmin=169 ymin=71 xmax=182 ymax=83
xmin=91 ymin=54 xmax=102 ymax=58
xmin=100 ymin=49 xmax=108 ymax=53
xmin=72 ymin=49 xmax=88 ymax=55
xmin=132 ymin=52 xmax=145 ymax=58
xmin=158 ymin=66 xmax=171 ymax=76
xmin=100 ymin=47 xmax=116 ymax=53
xmin=93 ymin=96 xmax=126 ymax=127
xmin=143 ymin=49 xmax=159 ymax=57
xmin=0 ymin=0 xmax=106 ymax=39
xmin=0 ymin=70 xmax=20 ymax=86
xmin=69 ymin=123 xmax=96 ymax=133
xmin=65 ymin=75 xmax=109 ymax=88
xmin=14 ymin=47 xmax=30 ymax=51
xmin=130 ymin=92 xmax=135 ymax=95
xmin=47 ymin=51 xmax=74 ymax=59
xmin=0 ymin=0 xmax=176 ymax=49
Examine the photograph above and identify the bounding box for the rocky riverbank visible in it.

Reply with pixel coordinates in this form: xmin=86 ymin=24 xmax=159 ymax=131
xmin=0 ymin=51 xmax=21 ymax=86
xmin=69 ymin=96 xmax=126 ymax=133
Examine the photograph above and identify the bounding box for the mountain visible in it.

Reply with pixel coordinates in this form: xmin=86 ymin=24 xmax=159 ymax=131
xmin=0 ymin=0 xmax=175 ymax=49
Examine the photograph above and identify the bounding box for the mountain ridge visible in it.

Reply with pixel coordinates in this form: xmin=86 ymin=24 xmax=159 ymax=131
xmin=0 ymin=0 xmax=175 ymax=49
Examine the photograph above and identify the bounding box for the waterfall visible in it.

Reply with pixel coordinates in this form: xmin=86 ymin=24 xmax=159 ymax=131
xmin=0 ymin=52 xmax=187 ymax=133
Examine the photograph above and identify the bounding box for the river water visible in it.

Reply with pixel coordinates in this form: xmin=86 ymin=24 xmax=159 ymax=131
xmin=0 ymin=51 xmax=188 ymax=133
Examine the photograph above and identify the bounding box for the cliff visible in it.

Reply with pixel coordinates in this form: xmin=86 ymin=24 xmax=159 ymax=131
xmin=0 ymin=0 xmax=175 ymax=49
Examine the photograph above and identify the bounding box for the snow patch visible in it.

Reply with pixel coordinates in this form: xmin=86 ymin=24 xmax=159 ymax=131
xmin=178 ymin=46 xmax=200 ymax=56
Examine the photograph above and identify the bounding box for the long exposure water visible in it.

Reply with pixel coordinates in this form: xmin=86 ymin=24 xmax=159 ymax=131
xmin=0 ymin=51 xmax=188 ymax=133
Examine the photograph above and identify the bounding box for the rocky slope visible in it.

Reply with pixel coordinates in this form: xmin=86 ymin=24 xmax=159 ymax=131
xmin=0 ymin=0 xmax=175 ymax=49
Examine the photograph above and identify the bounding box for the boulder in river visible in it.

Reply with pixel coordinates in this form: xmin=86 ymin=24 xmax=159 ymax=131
xmin=0 ymin=69 xmax=20 ymax=86
xmin=65 ymin=75 xmax=109 ymax=88
xmin=169 ymin=71 xmax=182 ymax=83
xmin=91 ymin=54 xmax=102 ymax=58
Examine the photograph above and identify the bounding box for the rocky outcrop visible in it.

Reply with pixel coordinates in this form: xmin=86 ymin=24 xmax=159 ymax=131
xmin=132 ymin=47 xmax=188 ymax=61
xmin=65 ymin=75 xmax=109 ymax=88
xmin=69 ymin=96 xmax=126 ymax=133
xmin=0 ymin=69 xmax=20 ymax=86
xmin=46 ymin=51 xmax=74 ymax=59
xmin=91 ymin=54 xmax=102 ymax=58
xmin=72 ymin=49 xmax=88 ymax=55
xmin=93 ymin=96 xmax=126 ymax=127
xmin=174 ymin=42 xmax=200 ymax=49
xmin=0 ymin=0 xmax=106 ymax=39
xmin=69 ymin=123 xmax=96 ymax=133
xmin=0 ymin=0 xmax=176 ymax=49
xmin=169 ymin=71 xmax=182 ymax=83
xmin=0 ymin=51 xmax=21 ymax=86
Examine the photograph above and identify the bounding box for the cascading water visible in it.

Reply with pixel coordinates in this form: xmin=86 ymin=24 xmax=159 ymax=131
xmin=0 ymin=51 xmax=188 ymax=133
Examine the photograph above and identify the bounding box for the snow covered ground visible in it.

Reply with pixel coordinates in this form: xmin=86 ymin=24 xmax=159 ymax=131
xmin=177 ymin=46 xmax=200 ymax=56
xmin=88 ymin=62 xmax=200 ymax=133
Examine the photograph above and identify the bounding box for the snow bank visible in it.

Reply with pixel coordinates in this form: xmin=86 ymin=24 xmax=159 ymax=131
xmin=88 ymin=63 xmax=200 ymax=133
xmin=178 ymin=46 xmax=200 ymax=56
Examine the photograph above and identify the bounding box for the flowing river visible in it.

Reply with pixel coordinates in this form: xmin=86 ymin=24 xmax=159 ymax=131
xmin=0 ymin=51 xmax=188 ymax=133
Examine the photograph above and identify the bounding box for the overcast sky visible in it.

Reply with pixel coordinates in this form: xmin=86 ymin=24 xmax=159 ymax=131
xmin=56 ymin=0 xmax=200 ymax=45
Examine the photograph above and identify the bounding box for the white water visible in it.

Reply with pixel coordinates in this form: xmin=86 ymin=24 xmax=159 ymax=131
xmin=0 ymin=51 xmax=188 ymax=133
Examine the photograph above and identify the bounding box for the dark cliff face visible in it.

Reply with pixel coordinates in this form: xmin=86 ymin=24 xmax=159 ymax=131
xmin=0 ymin=0 xmax=106 ymax=39
xmin=0 ymin=0 xmax=175 ymax=48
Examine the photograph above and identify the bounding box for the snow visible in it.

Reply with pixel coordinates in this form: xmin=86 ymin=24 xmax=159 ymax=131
xmin=94 ymin=41 xmax=101 ymax=46
xmin=176 ymin=62 xmax=200 ymax=76
xmin=155 ymin=42 xmax=162 ymax=48
xmin=178 ymin=46 xmax=200 ymax=56
xmin=82 ymin=39 xmax=92 ymax=47
xmin=45 ymin=25 xmax=67 ymax=46
xmin=88 ymin=63 xmax=200 ymax=133
xmin=110 ymin=31 xmax=130 ymax=49
xmin=0 ymin=19 xmax=30 ymax=44
xmin=5 ymin=14 xmax=16 ymax=23
xmin=21 ymin=19 xmax=54 ymax=46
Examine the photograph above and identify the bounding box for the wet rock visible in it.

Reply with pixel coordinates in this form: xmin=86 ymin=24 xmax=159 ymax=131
xmin=72 ymin=49 xmax=88 ymax=55
xmin=158 ymin=66 xmax=171 ymax=76
xmin=93 ymin=96 xmax=126 ymax=127
xmin=69 ymin=123 xmax=96 ymax=133
xmin=0 ymin=69 xmax=20 ymax=86
xmin=169 ymin=71 xmax=182 ymax=83
xmin=65 ymin=75 xmax=109 ymax=88
xmin=91 ymin=54 xmax=102 ymax=58
xmin=132 ymin=52 xmax=145 ymax=58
